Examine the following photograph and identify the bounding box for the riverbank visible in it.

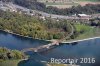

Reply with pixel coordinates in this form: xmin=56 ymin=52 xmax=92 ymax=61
xmin=62 ymin=27 xmax=100 ymax=43
xmin=0 ymin=29 xmax=100 ymax=44
xmin=62 ymin=37 xmax=100 ymax=43
xmin=0 ymin=58 xmax=28 ymax=66
xmin=0 ymin=47 xmax=29 ymax=66
xmin=0 ymin=60 xmax=21 ymax=66
xmin=0 ymin=29 xmax=52 ymax=42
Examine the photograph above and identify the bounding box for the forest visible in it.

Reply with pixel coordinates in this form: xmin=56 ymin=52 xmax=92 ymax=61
xmin=0 ymin=10 xmax=72 ymax=40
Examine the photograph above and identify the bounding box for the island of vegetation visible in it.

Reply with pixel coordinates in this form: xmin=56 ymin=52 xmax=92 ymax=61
xmin=0 ymin=47 xmax=27 ymax=66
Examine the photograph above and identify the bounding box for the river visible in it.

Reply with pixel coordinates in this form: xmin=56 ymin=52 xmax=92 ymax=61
xmin=0 ymin=30 xmax=100 ymax=66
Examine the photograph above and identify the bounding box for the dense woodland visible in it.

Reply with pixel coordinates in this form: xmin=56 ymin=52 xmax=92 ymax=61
xmin=0 ymin=47 xmax=26 ymax=61
xmin=0 ymin=10 xmax=72 ymax=40
xmin=1 ymin=0 xmax=100 ymax=15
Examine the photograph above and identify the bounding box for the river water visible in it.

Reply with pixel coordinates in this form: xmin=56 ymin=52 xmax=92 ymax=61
xmin=0 ymin=30 xmax=100 ymax=66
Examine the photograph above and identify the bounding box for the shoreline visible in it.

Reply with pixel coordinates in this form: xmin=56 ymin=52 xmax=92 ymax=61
xmin=0 ymin=29 xmax=52 ymax=42
xmin=61 ymin=37 xmax=100 ymax=43
xmin=0 ymin=29 xmax=100 ymax=44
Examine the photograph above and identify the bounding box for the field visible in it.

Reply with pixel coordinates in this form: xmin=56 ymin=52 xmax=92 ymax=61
xmin=38 ymin=0 xmax=100 ymax=8
xmin=78 ymin=0 xmax=100 ymax=6
xmin=69 ymin=24 xmax=100 ymax=41
xmin=75 ymin=24 xmax=91 ymax=32
xmin=76 ymin=27 xmax=100 ymax=39
xmin=64 ymin=24 xmax=100 ymax=42
xmin=45 ymin=2 xmax=79 ymax=8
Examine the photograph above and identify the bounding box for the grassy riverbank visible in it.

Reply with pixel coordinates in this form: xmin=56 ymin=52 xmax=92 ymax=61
xmin=0 ymin=47 xmax=28 ymax=66
xmin=62 ymin=26 xmax=100 ymax=43
xmin=74 ymin=23 xmax=100 ymax=40
xmin=76 ymin=27 xmax=100 ymax=39
xmin=0 ymin=60 xmax=21 ymax=66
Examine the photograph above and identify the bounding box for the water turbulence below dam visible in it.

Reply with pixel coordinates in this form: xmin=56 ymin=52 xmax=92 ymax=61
xmin=0 ymin=30 xmax=100 ymax=66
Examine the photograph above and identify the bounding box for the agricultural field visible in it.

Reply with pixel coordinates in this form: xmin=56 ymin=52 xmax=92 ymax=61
xmin=45 ymin=2 xmax=79 ymax=8
xmin=78 ymin=0 xmax=100 ymax=2
xmin=37 ymin=0 xmax=100 ymax=8
xmin=78 ymin=0 xmax=100 ymax=6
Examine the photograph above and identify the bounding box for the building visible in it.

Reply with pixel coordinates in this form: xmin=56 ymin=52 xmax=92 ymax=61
xmin=77 ymin=14 xmax=91 ymax=19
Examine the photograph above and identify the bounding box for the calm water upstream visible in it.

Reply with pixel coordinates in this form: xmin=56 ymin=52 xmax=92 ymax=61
xmin=0 ymin=30 xmax=100 ymax=66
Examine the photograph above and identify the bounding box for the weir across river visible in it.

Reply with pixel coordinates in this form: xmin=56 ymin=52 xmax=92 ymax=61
xmin=21 ymin=40 xmax=60 ymax=52
xmin=21 ymin=37 xmax=100 ymax=53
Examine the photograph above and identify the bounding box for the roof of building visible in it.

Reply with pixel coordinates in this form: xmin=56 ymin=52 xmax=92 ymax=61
xmin=78 ymin=14 xmax=88 ymax=16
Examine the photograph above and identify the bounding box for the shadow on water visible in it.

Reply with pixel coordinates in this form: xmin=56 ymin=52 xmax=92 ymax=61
xmin=61 ymin=42 xmax=78 ymax=45
xmin=71 ymin=42 xmax=78 ymax=46
xmin=18 ymin=58 xmax=46 ymax=66
xmin=0 ymin=30 xmax=50 ymax=45
xmin=0 ymin=30 xmax=51 ymax=50
xmin=10 ymin=32 xmax=51 ymax=45
xmin=12 ymin=34 xmax=50 ymax=44
xmin=0 ymin=30 xmax=8 ymax=35
xmin=18 ymin=59 xmax=46 ymax=66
